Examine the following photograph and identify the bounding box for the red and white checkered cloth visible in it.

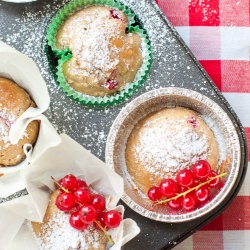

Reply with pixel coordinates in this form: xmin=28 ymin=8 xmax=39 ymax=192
xmin=156 ymin=0 xmax=250 ymax=249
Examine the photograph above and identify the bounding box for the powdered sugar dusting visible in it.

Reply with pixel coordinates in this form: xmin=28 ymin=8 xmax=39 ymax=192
xmin=0 ymin=108 xmax=16 ymax=145
xmin=188 ymin=0 xmax=220 ymax=24
xmin=134 ymin=117 xmax=208 ymax=179
xmin=58 ymin=8 xmax=123 ymax=81
xmin=34 ymin=210 xmax=102 ymax=250
xmin=0 ymin=106 xmax=30 ymax=152
xmin=202 ymin=114 xmax=227 ymax=163
xmin=0 ymin=0 xmax=221 ymax=161
xmin=0 ymin=1 xmax=243 ymax=249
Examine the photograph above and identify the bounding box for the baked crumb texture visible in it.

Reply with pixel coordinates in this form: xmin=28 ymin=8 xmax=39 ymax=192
xmin=56 ymin=6 xmax=143 ymax=97
xmin=0 ymin=77 xmax=39 ymax=167
xmin=126 ymin=107 xmax=219 ymax=195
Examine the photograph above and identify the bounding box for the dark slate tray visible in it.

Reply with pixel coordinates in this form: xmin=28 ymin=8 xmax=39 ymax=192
xmin=0 ymin=0 xmax=248 ymax=249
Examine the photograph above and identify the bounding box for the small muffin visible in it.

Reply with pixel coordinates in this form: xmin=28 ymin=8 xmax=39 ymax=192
xmin=56 ymin=6 xmax=143 ymax=97
xmin=125 ymin=107 xmax=219 ymax=195
xmin=0 ymin=77 xmax=39 ymax=167
xmin=32 ymin=190 xmax=107 ymax=250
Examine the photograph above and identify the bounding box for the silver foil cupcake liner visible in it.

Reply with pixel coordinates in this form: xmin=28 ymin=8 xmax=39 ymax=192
xmin=106 ymin=87 xmax=241 ymax=223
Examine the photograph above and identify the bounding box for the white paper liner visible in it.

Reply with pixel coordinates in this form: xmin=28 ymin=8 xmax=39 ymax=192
xmin=0 ymin=42 xmax=61 ymax=197
xmin=0 ymin=206 xmax=24 ymax=249
xmin=0 ymin=42 xmax=50 ymax=143
xmin=0 ymin=115 xmax=62 ymax=197
xmin=1 ymin=134 xmax=140 ymax=250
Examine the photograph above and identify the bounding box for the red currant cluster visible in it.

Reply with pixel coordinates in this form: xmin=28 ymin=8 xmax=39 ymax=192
xmin=147 ymin=160 xmax=225 ymax=212
xmin=54 ymin=174 xmax=122 ymax=236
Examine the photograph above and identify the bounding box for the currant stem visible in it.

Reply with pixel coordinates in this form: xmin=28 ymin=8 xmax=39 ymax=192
xmin=75 ymin=200 xmax=85 ymax=207
xmin=94 ymin=220 xmax=114 ymax=245
xmin=51 ymin=176 xmax=70 ymax=193
xmin=155 ymin=172 xmax=227 ymax=205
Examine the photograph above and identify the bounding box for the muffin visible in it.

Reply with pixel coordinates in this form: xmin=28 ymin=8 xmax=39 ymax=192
xmin=32 ymin=190 xmax=107 ymax=250
xmin=47 ymin=0 xmax=152 ymax=106
xmin=56 ymin=6 xmax=143 ymax=97
xmin=125 ymin=107 xmax=219 ymax=195
xmin=0 ymin=77 xmax=39 ymax=167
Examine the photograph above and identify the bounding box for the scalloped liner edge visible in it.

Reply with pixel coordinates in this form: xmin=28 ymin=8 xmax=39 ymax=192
xmin=47 ymin=0 xmax=152 ymax=107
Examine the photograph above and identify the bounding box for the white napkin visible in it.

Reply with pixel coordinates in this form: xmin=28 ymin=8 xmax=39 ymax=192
xmin=1 ymin=133 xmax=140 ymax=249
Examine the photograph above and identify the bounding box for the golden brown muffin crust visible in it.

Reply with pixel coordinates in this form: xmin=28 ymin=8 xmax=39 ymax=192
xmin=0 ymin=77 xmax=39 ymax=167
xmin=56 ymin=6 xmax=143 ymax=97
xmin=0 ymin=77 xmax=32 ymax=116
xmin=125 ymin=107 xmax=219 ymax=195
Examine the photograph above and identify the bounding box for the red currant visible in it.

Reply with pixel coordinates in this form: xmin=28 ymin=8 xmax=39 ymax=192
xmin=90 ymin=194 xmax=106 ymax=211
xmin=69 ymin=203 xmax=81 ymax=213
xmin=61 ymin=174 xmax=78 ymax=192
xmin=181 ymin=195 xmax=196 ymax=211
xmin=104 ymin=210 xmax=122 ymax=229
xmin=218 ymin=182 xmax=225 ymax=190
xmin=147 ymin=186 xmax=163 ymax=201
xmin=78 ymin=205 xmax=97 ymax=224
xmin=55 ymin=192 xmax=75 ymax=211
xmin=109 ymin=9 xmax=122 ymax=20
xmin=159 ymin=179 xmax=178 ymax=198
xmin=168 ymin=197 xmax=182 ymax=210
xmin=208 ymin=170 xmax=220 ymax=187
xmin=178 ymin=185 xmax=188 ymax=193
xmin=187 ymin=116 xmax=197 ymax=128
xmin=77 ymin=179 xmax=88 ymax=189
xmin=74 ymin=188 xmax=91 ymax=204
xmin=102 ymin=79 xmax=119 ymax=90
xmin=93 ymin=212 xmax=109 ymax=231
xmin=191 ymin=160 xmax=211 ymax=179
xmin=176 ymin=169 xmax=194 ymax=187
xmin=58 ymin=178 xmax=64 ymax=190
xmin=189 ymin=178 xmax=201 ymax=188
xmin=195 ymin=187 xmax=209 ymax=202
xmin=69 ymin=211 xmax=88 ymax=230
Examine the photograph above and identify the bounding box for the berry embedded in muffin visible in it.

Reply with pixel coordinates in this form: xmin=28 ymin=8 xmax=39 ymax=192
xmin=0 ymin=77 xmax=39 ymax=167
xmin=125 ymin=107 xmax=219 ymax=195
xmin=56 ymin=6 xmax=143 ymax=97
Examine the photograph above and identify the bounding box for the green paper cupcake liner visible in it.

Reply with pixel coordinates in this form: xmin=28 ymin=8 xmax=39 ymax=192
xmin=47 ymin=0 xmax=152 ymax=107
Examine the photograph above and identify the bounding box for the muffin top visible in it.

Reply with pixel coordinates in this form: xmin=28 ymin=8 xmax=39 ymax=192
xmin=0 ymin=77 xmax=32 ymax=145
xmin=56 ymin=6 xmax=143 ymax=96
xmin=125 ymin=107 xmax=219 ymax=194
xmin=32 ymin=190 xmax=107 ymax=250
xmin=0 ymin=77 xmax=39 ymax=166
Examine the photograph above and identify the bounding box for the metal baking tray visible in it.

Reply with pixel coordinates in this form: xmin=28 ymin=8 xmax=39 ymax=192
xmin=0 ymin=0 xmax=248 ymax=249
